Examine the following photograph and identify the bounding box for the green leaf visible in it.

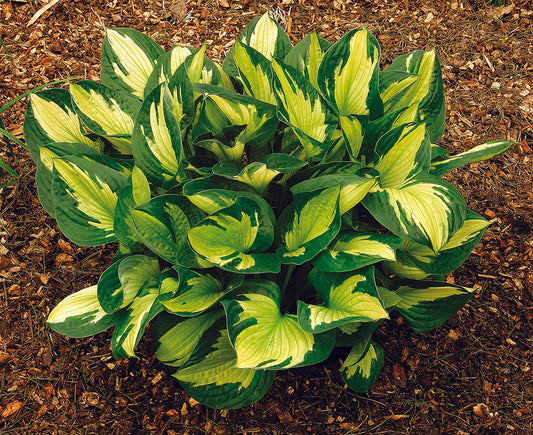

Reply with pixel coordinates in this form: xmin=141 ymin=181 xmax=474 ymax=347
xmin=114 ymin=166 xmax=152 ymax=250
xmin=131 ymin=83 xmax=187 ymax=185
xmin=188 ymin=197 xmax=280 ymax=274
xmin=312 ymin=232 xmax=402 ymax=272
xmin=341 ymin=340 xmax=384 ymax=392
xmin=52 ymin=156 xmax=127 ymax=246
xmin=101 ymin=28 xmax=164 ymax=99
xmin=222 ymin=279 xmax=335 ymax=369
xmin=23 ymin=90 xmax=102 ymax=161
xmin=163 ymin=267 xmax=243 ymax=316
xmin=317 ymin=28 xmax=382 ymax=118
xmin=154 ymin=310 xmax=223 ymax=368
xmin=46 ymin=285 xmax=117 ymax=338
xmin=271 ymin=58 xmax=338 ymax=161
xmin=430 ymin=140 xmax=515 ymax=176
xmin=392 ymin=280 xmax=475 ymax=333
xmin=382 ymin=50 xmax=445 ymax=142
xmin=364 ymin=174 xmax=467 ymax=252
xmin=174 ymin=321 xmax=276 ymax=409
xmin=276 ymin=186 xmax=341 ymax=264
xmin=132 ymin=194 xmax=205 ymax=266
xmin=298 ymin=267 xmax=389 ymax=333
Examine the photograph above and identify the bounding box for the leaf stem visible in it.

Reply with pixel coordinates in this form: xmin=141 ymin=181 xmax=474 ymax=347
xmin=280 ymin=264 xmax=296 ymax=297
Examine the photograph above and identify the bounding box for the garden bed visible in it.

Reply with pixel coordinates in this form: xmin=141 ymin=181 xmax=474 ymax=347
xmin=0 ymin=0 xmax=532 ymax=433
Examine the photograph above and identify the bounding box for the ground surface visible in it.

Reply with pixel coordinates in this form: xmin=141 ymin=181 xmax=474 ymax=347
xmin=0 ymin=0 xmax=532 ymax=433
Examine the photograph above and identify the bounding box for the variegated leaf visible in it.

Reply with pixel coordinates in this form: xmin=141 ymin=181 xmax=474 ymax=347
xmin=24 ymin=90 xmax=102 ymax=161
xmin=163 ymin=267 xmax=243 ymax=316
xmin=131 ymin=83 xmax=187 ymax=185
xmin=153 ymin=310 xmax=223 ymax=368
xmin=192 ymin=83 xmax=278 ymax=160
xmin=373 ymin=123 xmax=431 ymax=189
xmin=97 ymin=254 xmax=160 ymax=313
xmin=101 ymin=28 xmax=164 ymax=99
xmin=69 ymin=81 xmax=140 ymax=155
xmin=364 ymin=174 xmax=467 ymax=252
xmin=392 ymin=280 xmax=475 ymax=332
xmin=222 ymin=279 xmax=335 ymax=369
xmin=298 ymin=267 xmax=389 ymax=334
xmin=118 ymin=255 xmax=161 ymax=306
xmin=188 ymin=197 xmax=280 ymax=274
xmin=430 ymin=140 xmax=515 ymax=176
xmin=379 ymin=69 xmax=418 ymax=110
xmin=238 ymin=12 xmax=292 ymax=60
xmin=233 ymin=40 xmax=277 ymax=105
xmin=284 ymin=32 xmax=331 ymax=90
xmin=52 ymin=156 xmax=127 ymax=246
xmin=286 ymin=161 xmax=363 ymax=187
xmin=132 ymin=194 xmax=206 ymax=266
xmin=212 ymin=154 xmax=306 ymax=194
xmin=339 ymin=114 xmax=366 ymax=161
xmin=35 ymin=142 xmax=101 ymax=217
xmin=381 ymin=50 xmax=445 ymax=141
xmin=114 ymin=166 xmax=152 ymax=250
xmin=111 ymin=270 xmax=178 ymax=359
xmin=388 ymin=211 xmax=489 ymax=278
xmin=46 ymin=285 xmax=116 ymax=338
xmin=317 ymin=28 xmax=382 ymax=118
xmin=174 ymin=321 xmax=276 ymax=409
xmin=183 ymin=179 xmax=276 ymax=228
xmin=312 ymin=232 xmax=402 ymax=272
xmin=290 ymin=174 xmax=377 ymax=215
xmin=183 ymin=44 xmax=224 ymax=86
xmin=276 ymin=186 xmax=341 ymax=264
xmin=144 ymin=45 xmax=195 ymax=97
xmin=271 ymin=58 xmax=338 ymax=161
xmin=183 ymin=176 xmax=257 ymax=214
xmin=167 ymin=65 xmax=195 ymax=133
xmin=97 ymin=259 xmax=123 ymax=314
xmin=341 ymin=340 xmax=384 ymax=392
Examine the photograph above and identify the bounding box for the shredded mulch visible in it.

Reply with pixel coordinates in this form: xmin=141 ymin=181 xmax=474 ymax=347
xmin=0 ymin=0 xmax=532 ymax=433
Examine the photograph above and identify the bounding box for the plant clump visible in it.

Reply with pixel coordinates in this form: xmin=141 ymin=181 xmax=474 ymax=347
xmin=23 ymin=13 xmax=513 ymax=409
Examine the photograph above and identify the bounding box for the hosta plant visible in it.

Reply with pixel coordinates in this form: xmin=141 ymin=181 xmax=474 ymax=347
xmin=24 ymin=13 xmax=513 ymax=409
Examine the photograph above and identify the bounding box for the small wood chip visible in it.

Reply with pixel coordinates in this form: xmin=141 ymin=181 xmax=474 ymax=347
xmin=2 ymin=401 xmax=22 ymax=418
xmin=27 ymin=0 xmax=62 ymax=27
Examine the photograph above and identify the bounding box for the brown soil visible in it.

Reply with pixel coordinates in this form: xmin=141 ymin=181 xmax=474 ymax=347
xmin=1 ymin=0 xmax=532 ymax=433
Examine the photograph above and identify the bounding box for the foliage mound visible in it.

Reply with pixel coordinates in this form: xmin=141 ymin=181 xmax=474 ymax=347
xmin=23 ymin=13 xmax=512 ymax=409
